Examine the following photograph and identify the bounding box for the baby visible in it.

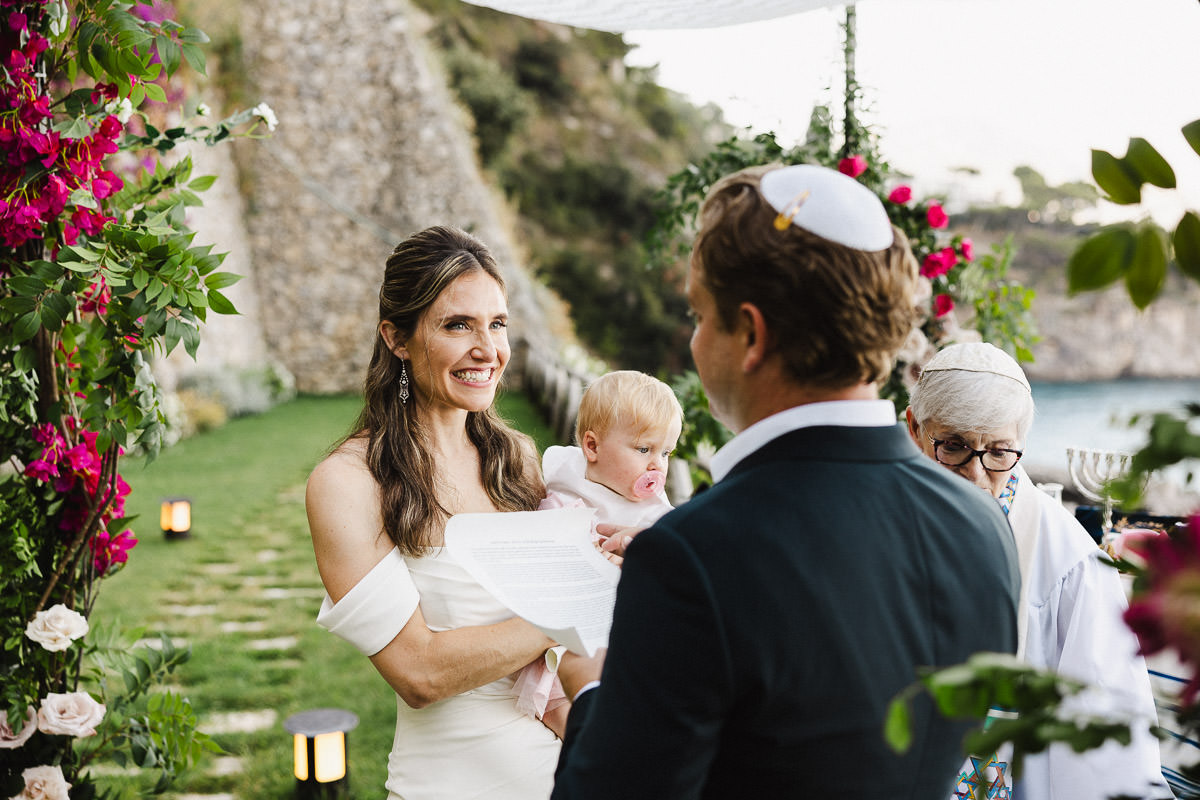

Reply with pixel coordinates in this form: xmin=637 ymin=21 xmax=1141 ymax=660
xmin=516 ymin=370 xmax=684 ymax=738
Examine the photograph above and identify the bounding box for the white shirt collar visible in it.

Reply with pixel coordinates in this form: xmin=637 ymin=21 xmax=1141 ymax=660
xmin=709 ymin=400 xmax=898 ymax=483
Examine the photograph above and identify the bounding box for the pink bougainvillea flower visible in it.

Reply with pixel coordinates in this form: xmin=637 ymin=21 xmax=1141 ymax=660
xmin=24 ymin=459 xmax=59 ymax=483
xmin=1123 ymin=515 xmax=1200 ymax=703
xmin=960 ymin=237 xmax=974 ymax=261
xmin=91 ymin=529 xmax=139 ymax=576
xmin=926 ymin=202 xmax=949 ymax=229
xmin=80 ymin=275 xmax=111 ymax=315
xmin=837 ymin=154 xmax=868 ymax=178
xmin=97 ymin=114 xmax=122 ymax=140
xmin=933 ymin=293 xmax=954 ymax=317
xmin=887 ymin=185 xmax=912 ymax=204
xmin=8 ymin=11 xmax=27 ymax=31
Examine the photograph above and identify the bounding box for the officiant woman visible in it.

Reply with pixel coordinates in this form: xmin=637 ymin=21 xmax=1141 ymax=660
xmin=305 ymin=225 xmax=562 ymax=799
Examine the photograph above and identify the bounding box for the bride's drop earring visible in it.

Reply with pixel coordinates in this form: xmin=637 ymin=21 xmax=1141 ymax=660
xmin=399 ymin=360 xmax=410 ymax=405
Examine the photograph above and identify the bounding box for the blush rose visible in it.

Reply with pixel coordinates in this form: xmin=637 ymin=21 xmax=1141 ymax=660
xmin=37 ymin=691 xmax=106 ymax=737
xmin=0 ymin=707 xmax=37 ymax=749
xmin=12 ymin=765 xmax=71 ymax=800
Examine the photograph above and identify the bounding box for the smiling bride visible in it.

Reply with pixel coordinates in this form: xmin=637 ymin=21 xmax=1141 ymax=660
xmin=305 ymin=226 xmax=561 ymax=799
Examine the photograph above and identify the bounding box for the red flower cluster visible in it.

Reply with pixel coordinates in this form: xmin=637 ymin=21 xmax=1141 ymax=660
xmin=920 ymin=246 xmax=959 ymax=279
xmin=1 ymin=10 xmax=123 ymax=254
xmin=837 ymin=154 xmax=868 ymax=179
xmin=24 ymin=418 xmax=135 ymax=575
xmin=1123 ymin=516 xmax=1200 ymax=703
xmin=926 ymin=202 xmax=949 ymax=229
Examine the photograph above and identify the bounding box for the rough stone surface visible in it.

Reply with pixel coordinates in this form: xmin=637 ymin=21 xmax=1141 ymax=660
xmin=226 ymin=0 xmax=552 ymax=393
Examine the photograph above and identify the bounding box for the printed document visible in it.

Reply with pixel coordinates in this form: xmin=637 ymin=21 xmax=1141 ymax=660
xmin=444 ymin=507 xmax=619 ymax=656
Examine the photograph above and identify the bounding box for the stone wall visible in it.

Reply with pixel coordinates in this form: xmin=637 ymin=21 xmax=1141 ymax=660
xmin=224 ymin=0 xmax=555 ymax=394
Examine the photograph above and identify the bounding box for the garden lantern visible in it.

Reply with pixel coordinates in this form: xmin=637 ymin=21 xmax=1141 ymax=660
xmin=159 ymin=497 xmax=192 ymax=539
xmin=284 ymin=708 xmax=359 ymax=800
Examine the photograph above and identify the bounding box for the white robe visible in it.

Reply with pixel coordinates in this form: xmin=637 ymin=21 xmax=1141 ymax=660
xmin=954 ymin=467 xmax=1170 ymax=800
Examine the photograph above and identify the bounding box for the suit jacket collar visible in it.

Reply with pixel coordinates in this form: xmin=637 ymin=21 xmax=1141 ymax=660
xmin=724 ymin=423 xmax=922 ymax=481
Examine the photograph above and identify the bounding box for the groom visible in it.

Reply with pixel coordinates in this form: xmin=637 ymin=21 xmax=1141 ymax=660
xmin=551 ymin=164 xmax=1020 ymax=798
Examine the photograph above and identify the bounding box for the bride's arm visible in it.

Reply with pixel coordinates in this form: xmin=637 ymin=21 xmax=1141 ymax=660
xmin=306 ymin=449 xmax=552 ymax=709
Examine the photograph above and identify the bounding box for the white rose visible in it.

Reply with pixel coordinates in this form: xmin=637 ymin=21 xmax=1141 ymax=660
xmin=0 ymin=708 xmax=37 ymax=749
xmin=25 ymin=605 xmax=89 ymax=652
xmin=37 ymin=692 xmax=105 ymax=737
xmin=12 ymin=765 xmax=71 ymax=800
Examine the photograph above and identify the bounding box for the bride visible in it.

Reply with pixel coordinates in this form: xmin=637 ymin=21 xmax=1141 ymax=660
xmin=305 ymin=226 xmax=560 ymax=798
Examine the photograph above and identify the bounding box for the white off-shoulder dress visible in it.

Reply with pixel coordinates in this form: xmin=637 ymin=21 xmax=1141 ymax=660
xmin=317 ymin=546 xmax=561 ymax=800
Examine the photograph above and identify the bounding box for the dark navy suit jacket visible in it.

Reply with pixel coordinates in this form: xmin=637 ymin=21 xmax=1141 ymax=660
xmin=552 ymin=423 xmax=1019 ymax=799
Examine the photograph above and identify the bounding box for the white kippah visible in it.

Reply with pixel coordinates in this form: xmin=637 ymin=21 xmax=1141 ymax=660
xmin=760 ymin=164 xmax=894 ymax=251
xmin=920 ymin=342 xmax=1031 ymax=393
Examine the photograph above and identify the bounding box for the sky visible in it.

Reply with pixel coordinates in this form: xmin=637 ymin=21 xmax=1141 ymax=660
xmin=625 ymin=0 xmax=1200 ymax=224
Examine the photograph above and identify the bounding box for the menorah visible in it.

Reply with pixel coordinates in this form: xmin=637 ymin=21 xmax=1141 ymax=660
xmin=1065 ymin=447 xmax=1131 ymax=542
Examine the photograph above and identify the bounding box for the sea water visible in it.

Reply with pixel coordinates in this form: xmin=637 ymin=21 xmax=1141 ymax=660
xmin=1026 ymin=379 xmax=1200 ymax=488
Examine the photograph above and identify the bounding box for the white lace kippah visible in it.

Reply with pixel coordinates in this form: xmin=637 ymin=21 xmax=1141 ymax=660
xmin=920 ymin=342 xmax=1031 ymax=393
xmin=760 ymin=164 xmax=894 ymax=251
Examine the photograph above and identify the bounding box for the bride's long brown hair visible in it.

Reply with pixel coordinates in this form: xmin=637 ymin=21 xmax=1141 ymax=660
xmin=349 ymin=226 xmax=543 ymax=556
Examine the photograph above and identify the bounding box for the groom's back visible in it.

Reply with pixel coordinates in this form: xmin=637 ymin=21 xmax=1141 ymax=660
xmin=650 ymin=424 xmax=1018 ymax=797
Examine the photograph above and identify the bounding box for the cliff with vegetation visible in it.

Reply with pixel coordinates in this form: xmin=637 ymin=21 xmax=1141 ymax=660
xmin=171 ymin=0 xmax=1196 ymax=395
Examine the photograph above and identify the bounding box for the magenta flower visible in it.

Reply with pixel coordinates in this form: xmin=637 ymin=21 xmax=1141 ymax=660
xmin=91 ymin=529 xmax=139 ymax=576
xmin=920 ymin=249 xmax=955 ymax=279
xmin=887 ymin=185 xmax=912 ymax=204
xmin=960 ymin=237 xmax=974 ymax=261
xmin=8 ymin=11 xmax=26 ymax=31
xmin=24 ymin=459 xmax=59 ymax=483
xmin=926 ymin=202 xmax=949 ymax=229
xmin=837 ymin=155 xmax=868 ymax=179
xmin=933 ymin=293 xmax=954 ymax=318
xmin=1123 ymin=515 xmax=1200 ymax=703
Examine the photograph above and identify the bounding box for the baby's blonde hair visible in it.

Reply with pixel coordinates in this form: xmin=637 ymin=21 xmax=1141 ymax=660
xmin=575 ymin=371 xmax=683 ymax=444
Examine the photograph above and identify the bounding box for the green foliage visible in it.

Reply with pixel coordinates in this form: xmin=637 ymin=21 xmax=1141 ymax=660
xmin=670 ymin=371 xmax=732 ymax=486
xmin=443 ymin=45 xmax=532 ymax=165
xmin=959 ymin=238 xmax=1039 ymax=363
xmin=513 ymin=37 xmax=572 ymax=102
xmin=887 ymin=652 xmax=1148 ymax=778
xmin=1069 ymin=118 xmax=1200 ymax=506
xmin=0 ymin=2 xmax=268 ymax=794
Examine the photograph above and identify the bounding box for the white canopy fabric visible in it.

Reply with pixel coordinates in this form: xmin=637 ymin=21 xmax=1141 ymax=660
xmin=459 ymin=1 xmax=846 ymax=32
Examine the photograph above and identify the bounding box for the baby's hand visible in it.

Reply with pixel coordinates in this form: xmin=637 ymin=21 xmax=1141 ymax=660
xmin=595 ymin=523 xmax=644 ymax=566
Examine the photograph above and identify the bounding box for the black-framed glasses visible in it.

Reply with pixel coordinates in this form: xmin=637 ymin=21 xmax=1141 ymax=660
xmin=928 ymin=436 xmax=1023 ymax=472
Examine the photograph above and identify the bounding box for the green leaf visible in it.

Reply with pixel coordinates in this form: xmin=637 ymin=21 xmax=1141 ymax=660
xmin=1124 ymin=138 xmax=1176 ymax=189
xmin=207 ymin=288 xmax=238 ymax=315
xmin=204 ymin=271 xmax=242 ymax=290
xmin=180 ymin=42 xmax=206 ymax=75
xmin=179 ymin=27 xmax=211 ymax=44
xmin=156 ymin=34 xmax=181 ymax=76
xmin=188 ymin=175 xmax=218 ymax=191
xmin=1174 ymin=211 xmax=1200 ymax=281
xmin=1091 ymin=149 xmax=1142 ymax=204
xmin=883 ymin=695 xmax=913 ymax=753
xmin=1068 ymin=227 xmax=1135 ymax=294
xmin=1183 ymin=119 xmax=1200 ymax=157
xmin=6 ymin=275 xmax=47 ymax=296
xmin=143 ymin=81 xmax=168 ymax=104
xmin=13 ymin=311 xmax=40 ymax=343
xmin=1126 ymin=226 xmax=1168 ymax=309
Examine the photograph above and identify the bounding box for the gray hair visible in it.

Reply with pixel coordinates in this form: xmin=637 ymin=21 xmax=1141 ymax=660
xmin=909 ymin=367 xmax=1035 ymax=442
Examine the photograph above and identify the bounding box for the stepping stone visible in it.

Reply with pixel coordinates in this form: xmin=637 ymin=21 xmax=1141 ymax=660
xmin=202 ymin=563 xmax=241 ymax=575
xmin=164 ymin=604 xmax=218 ymax=617
xmin=210 ymin=756 xmax=243 ymax=776
xmin=202 ymin=709 xmax=278 ymax=735
xmin=133 ymin=637 xmax=189 ymax=650
xmin=219 ymin=620 xmax=269 ymax=634
xmin=248 ymin=636 xmax=299 ymax=651
xmin=261 ymin=587 xmax=324 ymax=600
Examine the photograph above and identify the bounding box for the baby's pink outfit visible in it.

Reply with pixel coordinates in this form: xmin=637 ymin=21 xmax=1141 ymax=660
xmin=515 ymin=446 xmax=674 ymax=723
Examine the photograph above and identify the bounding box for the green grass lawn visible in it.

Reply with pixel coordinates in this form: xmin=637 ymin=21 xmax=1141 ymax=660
xmin=91 ymin=391 xmax=555 ymax=798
